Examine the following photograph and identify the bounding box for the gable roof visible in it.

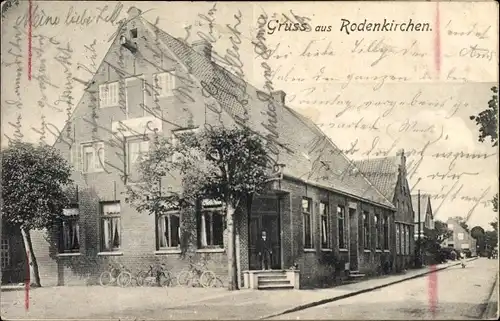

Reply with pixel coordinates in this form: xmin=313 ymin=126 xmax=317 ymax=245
xmin=411 ymin=194 xmax=432 ymax=223
xmin=352 ymin=157 xmax=400 ymax=202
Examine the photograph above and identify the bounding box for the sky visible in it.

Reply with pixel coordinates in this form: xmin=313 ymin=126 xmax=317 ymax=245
xmin=1 ymin=1 xmax=498 ymax=230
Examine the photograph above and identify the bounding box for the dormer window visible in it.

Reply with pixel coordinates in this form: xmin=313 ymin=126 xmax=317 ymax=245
xmin=130 ymin=28 xmax=138 ymax=39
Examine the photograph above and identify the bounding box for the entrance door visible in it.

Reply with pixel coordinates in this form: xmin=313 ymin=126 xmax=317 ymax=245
xmin=348 ymin=207 xmax=359 ymax=271
xmin=248 ymin=198 xmax=281 ymax=270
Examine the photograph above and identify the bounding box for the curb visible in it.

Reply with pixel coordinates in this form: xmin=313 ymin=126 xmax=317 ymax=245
xmin=481 ymin=274 xmax=499 ymax=320
xmin=261 ymin=257 xmax=478 ymax=319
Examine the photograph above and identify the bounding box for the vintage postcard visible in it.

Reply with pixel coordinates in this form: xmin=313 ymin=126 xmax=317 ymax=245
xmin=1 ymin=0 xmax=498 ymax=320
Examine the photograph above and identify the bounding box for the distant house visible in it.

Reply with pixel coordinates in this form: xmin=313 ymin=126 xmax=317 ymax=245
xmin=353 ymin=150 xmax=415 ymax=272
xmin=442 ymin=218 xmax=477 ymax=256
xmin=411 ymin=194 xmax=434 ymax=239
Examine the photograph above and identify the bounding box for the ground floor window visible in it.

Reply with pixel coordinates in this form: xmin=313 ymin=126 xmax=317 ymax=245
xmin=383 ymin=215 xmax=389 ymax=250
xmin=302 ymin=198 xmax=313 ymax=249
xmin=405 ymin=225 xmax=411 ymax=255
xmin=198 ymin=201 xmax=224 ymax=249
xmin=337 ymin=205 xmax=346 ymax=249
xmin=59 ymin=207 xmax=80 ymax=253
xmin=101 ymin=202 xmax=121 ymax=252
xmin=396 ymin=224 xmax=401 ymax=254
xmin=157 ymin=211 xmax=180 ymax=249
xmin=320 ymin=202 xmax=330 ymax=249
xmin=1 ymin=238 xmax=10 ymax=269
xmin=363 ymin=211 xmax=370 ymax=249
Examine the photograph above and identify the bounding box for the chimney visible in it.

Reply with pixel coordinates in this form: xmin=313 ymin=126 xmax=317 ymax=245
xmin=191 ymin=40 xmax=212 ymax=60
xmin=271 ymin=90 xmax=286 ymax=105
xmin=127 ymin=7 xmax=142 ymax=19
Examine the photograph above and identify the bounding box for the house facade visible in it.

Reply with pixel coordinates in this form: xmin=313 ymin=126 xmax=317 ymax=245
xmin=412 ymin=194 xmax=434 ymax=239
xmin=443 ymin=218 xmax=477 ymax=257
xmin=353 ymin=150 xmax=415 ymax=272
xmin=29 ymin=7 xmax=396 ymax=288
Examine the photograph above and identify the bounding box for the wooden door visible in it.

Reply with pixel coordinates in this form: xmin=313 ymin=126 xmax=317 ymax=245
xmin=248 ymin=211 xmax=281 ymax=270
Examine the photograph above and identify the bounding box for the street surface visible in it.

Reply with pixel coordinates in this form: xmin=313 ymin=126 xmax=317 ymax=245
xmin=271 ymin=258 xmax=498 ymax=320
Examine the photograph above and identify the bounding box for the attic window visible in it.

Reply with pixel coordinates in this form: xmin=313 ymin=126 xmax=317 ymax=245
xmin=130 ymin=28 xmax=138 ymax=39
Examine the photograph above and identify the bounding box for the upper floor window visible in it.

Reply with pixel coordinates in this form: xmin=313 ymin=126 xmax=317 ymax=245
xmin=154 ymin=72 xmax=175 ymax=98
xmin=82 ymin=142 xmax=104 ymax=173
xmin=100 ymin=202 xmax=121 ymax=252
xmin=1 ymin=238 xmax=10 ymax=269
xmin=127 ymin=139 xmax=150 ymax=173
xmin=337 ymin=205 xmax=346 ymax=249
xmin=99 ymin=82 xmax=119 ymax=108
xmin=59 ymin=207 xmax=80 ymax=253
xmin=320 ymin=202 xmax=330 ymax=249
xmin=302 ymin=198 xmax=313 ymax=249
xmin=130 ymin=28 xmax=138 ymax=39
xmin=457 ymin=232 xmax=464 ymax=240
xmin=447 ymin=223 xmax=454 ymax=230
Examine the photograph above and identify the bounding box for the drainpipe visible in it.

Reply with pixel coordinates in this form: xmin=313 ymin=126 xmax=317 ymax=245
xmin=417 ymin=190 xmax=422 ymax=267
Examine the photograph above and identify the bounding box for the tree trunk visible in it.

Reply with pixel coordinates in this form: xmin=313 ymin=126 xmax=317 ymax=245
xmin=226 ymin=204 xmax=239 ymax=291
xmin=21 ymin=229 xmax=42 ymax=287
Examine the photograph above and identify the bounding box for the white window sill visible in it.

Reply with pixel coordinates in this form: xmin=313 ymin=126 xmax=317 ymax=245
xmin=57 ymin=252 xmax=81 ymax=257
xmin=82 ymin=169 xmax=105 ymax=174
xmin=157 ymin=94 xmax=174 ymax=99
xmin=364 ymin=249 xmax=371 ymax=253
xmin=196 ymin=248 xmax=225 ymax=253
xmin=100 ymin=104 xmax=120 ymax=109
xmin=98 ymin=251 xmax=123 ymax=256
xmin=384 ymin=250 xmax=390 ymax=253
xmin=339 ymin=248 xmax=348 ymax=252
xmin=304 ymin=248 xmax=316 ymax=253
xmin=155 ymin=249 xmax=181 ymax=255
xmin=375 ymin=249 xmax=382 ymax=253
xmin=321 ymin=248 xmax=333 ymax=252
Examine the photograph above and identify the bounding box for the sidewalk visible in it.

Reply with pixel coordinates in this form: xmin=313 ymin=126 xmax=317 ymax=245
xmin=482 ymin=273 xmax=499 ymax=320
xmin=1 ymin=258 xmax=476 ymax=320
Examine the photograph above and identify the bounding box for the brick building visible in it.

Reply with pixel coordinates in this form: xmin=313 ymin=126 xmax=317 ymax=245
xmin=353 ymin=151 xmax=415 ymax=272
xmin=29 ymin=7 xmax=397 ymax=288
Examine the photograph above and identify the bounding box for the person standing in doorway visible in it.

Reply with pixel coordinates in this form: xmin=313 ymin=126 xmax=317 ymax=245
xmin=258 ymin=230 xmax=272 ymax=270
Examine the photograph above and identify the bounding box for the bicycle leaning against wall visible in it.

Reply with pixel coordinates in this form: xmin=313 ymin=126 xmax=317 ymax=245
xmin=99 ymin=263 xmax=132 ymax=287
xmin=176 ymin=260 xmax=223 ymax=288
xmin=136 ymin=263 xmax=176 ymax=287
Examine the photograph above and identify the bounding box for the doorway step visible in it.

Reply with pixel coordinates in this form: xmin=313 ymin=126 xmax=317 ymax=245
xmin=347 ymin=270 xmax=366 ymax=281
xmin=243 ymin=270 xmax=300 ymax=290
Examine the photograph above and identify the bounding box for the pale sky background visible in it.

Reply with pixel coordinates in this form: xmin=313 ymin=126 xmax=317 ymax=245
xmin=1 ymin=1 xmax=498 ymax=230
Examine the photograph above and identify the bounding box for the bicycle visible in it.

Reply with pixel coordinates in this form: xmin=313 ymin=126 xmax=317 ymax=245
xmin=99 ymin=264 xmax=132 ymax=287
xmin=136 ymin=263 xmax=175 ymax=287
xmin=177 ymin=261 xmax=219 ymax=288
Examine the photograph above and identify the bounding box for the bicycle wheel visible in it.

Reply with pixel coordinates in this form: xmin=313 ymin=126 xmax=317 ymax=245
xmin=199 ymin=270 xmax=216 ymax=288
xmin=136 ymin=271 xmax=148 ymax=287
xmin=177 ymin=270 xmax=193 ymax=286
xmin=99 ymin=271 xmax=113 ymax=286
xmin=118 ymin=271 xmax=132 ymax=287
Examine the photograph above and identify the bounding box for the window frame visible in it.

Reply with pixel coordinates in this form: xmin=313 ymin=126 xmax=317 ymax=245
xmin=100 ymin=202 xmax=122 ymax=252
xmin=1 ymin=238 xmax=10 ymax=269
xmin=319 ymin=201 xmax=331 ymax=250
xmin=383 ymin=215 xmax=390 ymax=250
xmin=198 ymin=201 xmax=225 ymax=249
xmin=302 ymin=197 xmax=313 ymax=249
xmin=59 ymin=206 xmax=80 ymax=254
xmin=363 ymin=211 xmax=370 ymax=249
xmin=126 ymin=137 xmax=150 ymax=174
xmin=396 ymin=223 xmax=401 ymax=254
xmin=99 ymin=81 xmax=119 ymax=108
xmin=374 ymin=213 xmax=381 ymax=249
xmin=154 ymin=71 xmax=176 ymax=98
xmin=125 ymin=76 xmax=146 ymax=119
xmin=337 ymin=205 xmax=346 ymax=249
xmin=156 ymin=210 xmax=181 ymax=250
xmin=81 ymin=142 xmax=105 ymax=173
